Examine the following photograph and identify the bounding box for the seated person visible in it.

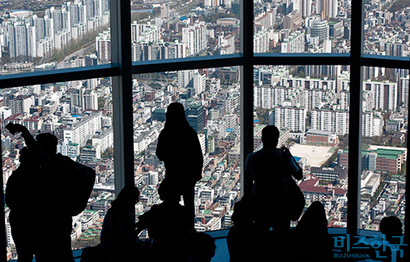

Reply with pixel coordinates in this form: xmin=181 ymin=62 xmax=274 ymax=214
xmin=227 ymin=196 xmax=267 ymax=262
xmin=379 ymin=216 xmax=405 ymax=262
xmin=186 ymin=232 xmax=216 ymax=262
xmin=289 ymin=201 xmax=331 ymax=261
xmin=100 ymin=185 xmax=143 ymax=262
xmin=136 ymin=179 xmax=193 ymax=261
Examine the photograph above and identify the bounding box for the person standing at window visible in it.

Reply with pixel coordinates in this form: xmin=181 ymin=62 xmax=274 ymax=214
xmin=244 ymin=125 xmax=304 ymax=234
xmin=156 ymin=102 xmax=203 ymax=228
xmin=5 ymin=123 xmax=74 ymax=262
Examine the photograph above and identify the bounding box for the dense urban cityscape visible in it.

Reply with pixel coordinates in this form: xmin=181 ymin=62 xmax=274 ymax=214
xmin=0 ymin=0 xmax=408 ymax=259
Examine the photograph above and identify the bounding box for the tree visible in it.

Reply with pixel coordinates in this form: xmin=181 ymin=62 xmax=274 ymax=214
xmin=102 ymin=147 xmax=114 ymax=158
xmin=256 ymin=107 xmax=270 ymax=125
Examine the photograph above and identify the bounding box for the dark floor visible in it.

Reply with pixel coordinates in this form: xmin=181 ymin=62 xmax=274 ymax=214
xmin=11 ymin=228 xmax=400 ymax=262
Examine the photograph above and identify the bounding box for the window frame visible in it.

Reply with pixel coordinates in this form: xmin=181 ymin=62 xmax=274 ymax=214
xmin=0 ymin=1 xmax=409 ymax=259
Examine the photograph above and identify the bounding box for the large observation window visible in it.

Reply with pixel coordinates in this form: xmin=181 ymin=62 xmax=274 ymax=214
xmin=1 ymin=77 xmax=115 ymax=259
xmin=363 ymin=1 xmax=410 ymax=57
xmin=0 ymin=1 xmax=111 ymax=75
xmin=360 ymin=67 xmax=409 ymax=232
xmin=132 ymin=68 xmax=241 ymax=234
xmin=0 ymin=0 xmax=409 ymax=261
xmin=130 ymin=0 xmax=240 ymax=62
xmin=253 ymin=64 xmax=350 ymax=228
xmin=254 ymin=0 xmax=352 ymax=54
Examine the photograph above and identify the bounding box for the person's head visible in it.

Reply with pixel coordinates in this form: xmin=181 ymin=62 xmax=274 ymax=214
xmin=112 ymin=185 xmax=140 ymax=210
xmin=36 ymin=133 xmax=58 ymax=156
xmin=262 ymin=125 xmax=279 ymax=148
xmin=296 ymin=201 xmax=327 ymax=233
xmin=380 ymin=216 xmax=402 ymax=242
xmin=165 ymin=102 xmax=189 ymax=129
xmin=158 ymin=179 xmax=181 ymax=203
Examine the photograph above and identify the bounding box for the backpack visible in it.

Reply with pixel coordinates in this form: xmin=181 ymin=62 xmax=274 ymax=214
xmin=281 ymin=149 xmax=305 ymax=221
xmin=60 ymin=154 xmax=96 ymax=216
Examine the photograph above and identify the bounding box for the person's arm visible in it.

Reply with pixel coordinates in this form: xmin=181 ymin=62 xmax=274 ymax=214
xmin=135 ymin=208 xmax=153 ymax=235
xmin=191 ymin=130 xmax=204 ymax=174
xmin=6 ymin=123 xmax=36 ymax=149
xmin=155 ymin=131 xmax=166 ymax=161
xmin=6 ymin=123 xmax=57 ymax=167
xmin=134 ymin=220 xmax=146 ymax=236
xmin=282 ymin=147 xmax=303 ymax=180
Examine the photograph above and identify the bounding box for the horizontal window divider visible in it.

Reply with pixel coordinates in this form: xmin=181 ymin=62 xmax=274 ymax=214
xmin=132 ymin=54 xmax=243 ymax=74
xmin=0 ymin=64 xmax=119 ymax=89
xmin=254 ymin=53 xmax=351 ymax=65
xmin=361 ymin=54 xmax=410 ymax=69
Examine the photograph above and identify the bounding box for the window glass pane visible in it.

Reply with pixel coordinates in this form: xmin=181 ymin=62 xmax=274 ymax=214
xmin=133 ymin=67 xmax=241 ymax=234
xmin=360 ymin=67 xmax=409 ymax=231
xmin=2 ymin=77 xmax=114 ymax=260
xmin=130 ymin=1 xmax=240 ymax=61
xmin=0 ymin=0 xmax=111 ymax=75
xmin=254 ymin=65 xmax=350 ymax=228
xmin=254 ymin=0 xmax=351 ymax=54
xmin=364 ymin=1 xmax=410 ymax=57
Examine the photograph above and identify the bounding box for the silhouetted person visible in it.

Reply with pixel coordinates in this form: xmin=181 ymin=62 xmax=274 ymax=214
xmin=379 ymin=216 xmax=405 ymax=262
xmin=244 ymin=125 xmax=303 ymax=234
xmin=187 ymin=232 xmax=216 ymax=262
xmin=289 ymin=201 xmax=331 ymax=261
xmin=136 ymin=179 xmax=192 ymax=261
xmin=6 ymin=147 xmax=38 ymax=262
xmin=156 ymin=102 xmax=203 ymax=228
xmin=5 ymin=123 xmax=74 ymax=262
xmin=227 ymin=196 xmax=266 ymax=262
xmin=100 ymin=185 xmax=143 ymax=262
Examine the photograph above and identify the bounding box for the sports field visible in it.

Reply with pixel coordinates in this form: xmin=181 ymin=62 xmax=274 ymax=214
xmin=289 ymin=144 xmax=333 ymax=167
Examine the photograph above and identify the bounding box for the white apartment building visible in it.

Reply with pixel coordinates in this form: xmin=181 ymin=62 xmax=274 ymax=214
xmin=339 ymin=91 xmax=350 ymax=111
xmin=400 ymin=76 xmax=409 ymax=106
xmin=308 ymin=20 xmax=329 ymax=42
xmin=254 ymin=30 xmax=269 ymax=53
xmin=269 ymin=106 xmax=307 ymax=132
xmin=178 ymin=69 xmax=197 ymax=88
xmin=182 ymin=21 xmax=207 ymax=56
xmin=363 ymin=79 xmax=398 ymax=112
xmin=63 ymin=111 xmax=103 ymax=147
xmin=254 ymin=86 xmax=288 ymax=108
xmin=224 ymin=114 xmax=237 ymax=129
xmin=311 ymin=109 xmax=349 ymax=135
xmin=281 ymin=31 xmax=305 ymax=53
xmin=57 ymin=141 xmax=80 ymax=159
xmin=362 ymin=111 xmax=383 ymax=137
xmin=96 ymin=30 xmax=111 ymax=61
xmin=281 ymin=75 xmax=336 ymax=91
xmin=131 ymin=22 xmax=160 ymax=43
xmin=83 ymin=90 xmax=99 ymax=111
xmin=193 ymin=73 xmax=206 ymax=96
xmin=92 ymin=127 xmax=113 ymax=154
xmin=304 ymin=89 xmax=324 ymax=110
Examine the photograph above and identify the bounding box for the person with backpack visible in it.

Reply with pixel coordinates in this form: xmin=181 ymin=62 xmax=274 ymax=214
xmin=6 ymin=123 xmax=95 ymax=262
xmin=244 ymin=125 xmax=304 ymax=234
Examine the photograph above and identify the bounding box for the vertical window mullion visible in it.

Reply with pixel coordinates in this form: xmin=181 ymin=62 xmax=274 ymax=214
xmin=0 ymin=138 xmax=7 ymax=262
xmin=347 ymin=0 xmax=365 ymax=236
xmin=111 ymin=0 xmax=134 ymax=196
xmin=241 ymin=0 xmax=254 ymax=196
xmin=406 ymin=80 xmax=410 ymax=252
